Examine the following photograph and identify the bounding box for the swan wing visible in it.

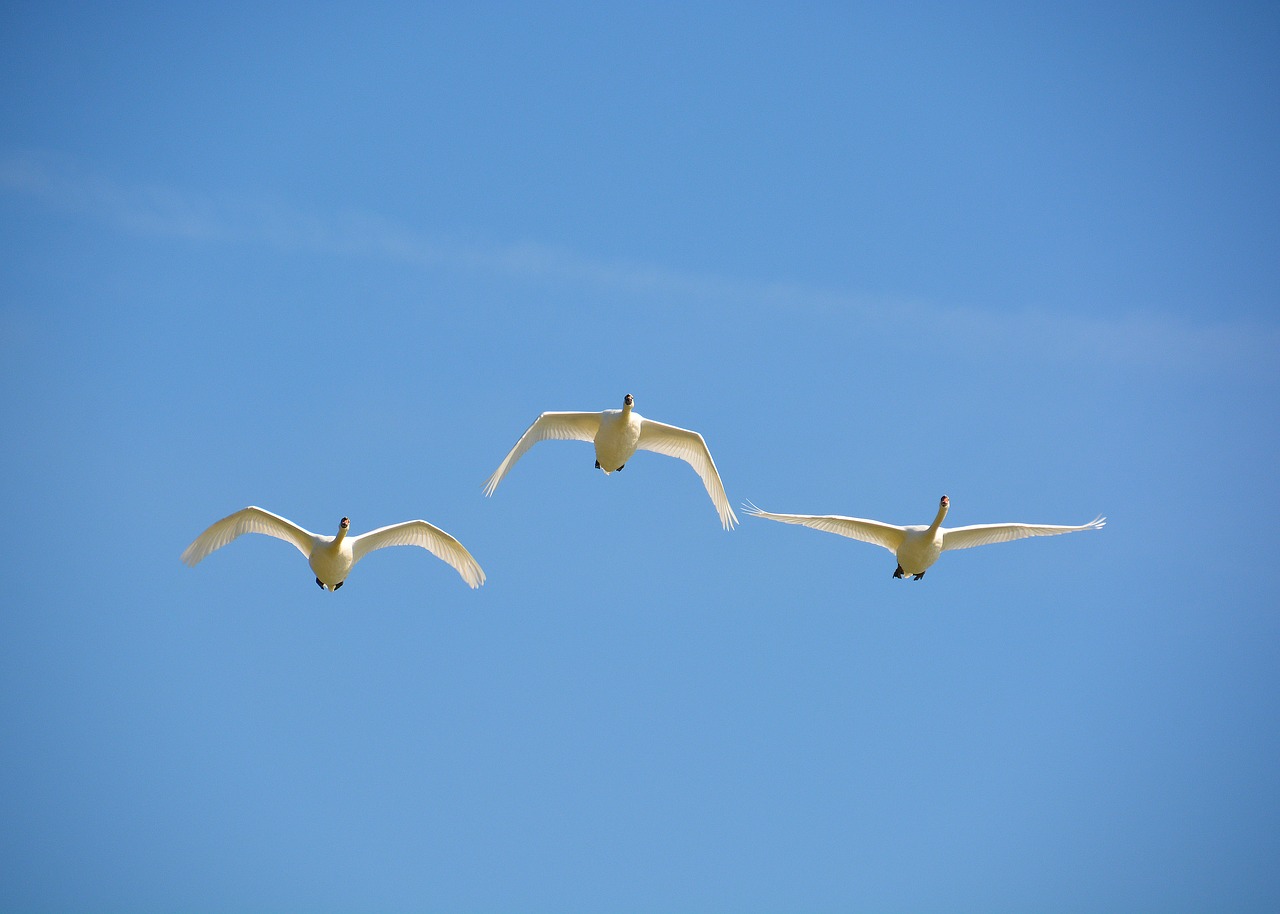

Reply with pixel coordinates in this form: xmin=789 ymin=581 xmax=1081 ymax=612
xmin=482 ymin=411 xmax=602 ymax=496
xmin=741 ymin=501 xmax=905 ymax=553
xmin=941 ymin=515 xmax=1107 ymax=552
xmin=637 ymin=419 xmax=737 ymax=529
xmin=181 ymin=506 xmax=315 ymax=566
xmin=351 ymin=520 xmax=486 ymax=589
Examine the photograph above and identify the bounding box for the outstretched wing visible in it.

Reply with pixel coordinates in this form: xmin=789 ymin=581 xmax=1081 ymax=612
xmin=637 ymin=419 xmax=737 ymax=530
xmin=181 ymin=506 xmax=315 ymax=566
xmin=351 ymin=520 xmax=486 ymax=589
xmin=942 ymin=515 xmax=1106 ymax=552
xmin=741 ymin=501 xmax=905 ymax=554
xmin=482 ymin=411 xmax=601 ymax=496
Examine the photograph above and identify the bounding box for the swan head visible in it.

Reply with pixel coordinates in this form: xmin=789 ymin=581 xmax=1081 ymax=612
xmin=940 ymin=495 xmax=949 ymax=508
xmin=339 ymin=517 xmax=350 ymax=530
xmin=623 ymin=393 xmax=634 ymax=407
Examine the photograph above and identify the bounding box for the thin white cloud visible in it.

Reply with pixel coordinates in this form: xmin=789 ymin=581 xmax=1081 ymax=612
xmin=3 ymin=151 xmax=1276 ymax=376
xmin=0 ymin=153 xmax=230 ymax=241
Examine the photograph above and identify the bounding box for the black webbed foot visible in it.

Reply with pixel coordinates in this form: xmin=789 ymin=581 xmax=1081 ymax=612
xmin=333 ymin=580 xmax=344 ymax=590
xmin=912 ymin=572 xmax=926 ymax=581
xmin=893 ymin=565 xmax=905 ymax=579
xmin=595 ymin=460 xmax=601 ymax=469
xmin=616 ymin=463 xmax=625 ymax=471
xmin=316 ymin=577 xmax=325 ymax=589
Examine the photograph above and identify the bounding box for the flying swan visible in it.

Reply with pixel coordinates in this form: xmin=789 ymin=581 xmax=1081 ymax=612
xmin=743 ymin=495 xmax=1104 ymax=580
xmin=181 ymin=506 xmax=486 ymax=590
xmin=483 ymin=394 xmax=737 ymax=529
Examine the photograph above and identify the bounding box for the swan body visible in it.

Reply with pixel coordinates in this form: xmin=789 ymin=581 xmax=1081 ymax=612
xmin=483 ymin=394 xmax=737 ymax=529
xmin=743 ymin=495 xmax=1104 ymax=580
xmin=181 ymin=506 xmax=486 ymax=590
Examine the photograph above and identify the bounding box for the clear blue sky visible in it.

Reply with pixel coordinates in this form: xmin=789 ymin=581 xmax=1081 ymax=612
xmin=2 ymin=3 xmax=1278 ymax=911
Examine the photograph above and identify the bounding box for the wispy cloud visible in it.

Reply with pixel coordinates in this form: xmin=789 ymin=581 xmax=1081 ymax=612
xmin=0 ymin=153 xmax=232 ymax=242
xmin=3 ymin=152 xmax=1276 ymax=377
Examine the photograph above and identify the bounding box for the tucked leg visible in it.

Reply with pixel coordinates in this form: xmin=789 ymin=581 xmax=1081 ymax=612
xmin=315 ymin=577 xmax=325 ymax=589
xmin=333 ymin=580 xmax=344 ymax=591
xmin=893 ymin=565 xmax=905 ymax=579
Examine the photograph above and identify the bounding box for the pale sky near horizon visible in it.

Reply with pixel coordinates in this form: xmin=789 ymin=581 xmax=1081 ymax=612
xmin=2 ymin=3 xmax=1278 ymax=912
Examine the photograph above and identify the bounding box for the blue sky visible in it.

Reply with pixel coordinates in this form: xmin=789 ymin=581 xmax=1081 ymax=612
xmin=2 ymin=3 xmax=1277 ymax=911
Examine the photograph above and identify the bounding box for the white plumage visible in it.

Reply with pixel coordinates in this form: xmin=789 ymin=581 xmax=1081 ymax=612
xmin=483 ymin=393 xmax=737 ymax=530
xmin=181 ymin=506 xmax=485 ymax=590
xmin=743 ymin=495 xmax=1104 ymax=580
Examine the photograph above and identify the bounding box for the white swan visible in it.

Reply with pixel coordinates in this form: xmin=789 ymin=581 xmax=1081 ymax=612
xmin=181 ymin=506 xmax=486 ymax=590
xmin=483 ymin=394 xmax=737 ymax=530
xmin=743 ymin=495 xmax=1104 ymax=580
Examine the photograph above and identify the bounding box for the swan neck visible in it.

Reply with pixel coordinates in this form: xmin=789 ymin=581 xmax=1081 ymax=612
xmin=928 ymin=504 xmax=948 ymax=534
xmin=334 ymin=527 xmax=349 ymax=546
